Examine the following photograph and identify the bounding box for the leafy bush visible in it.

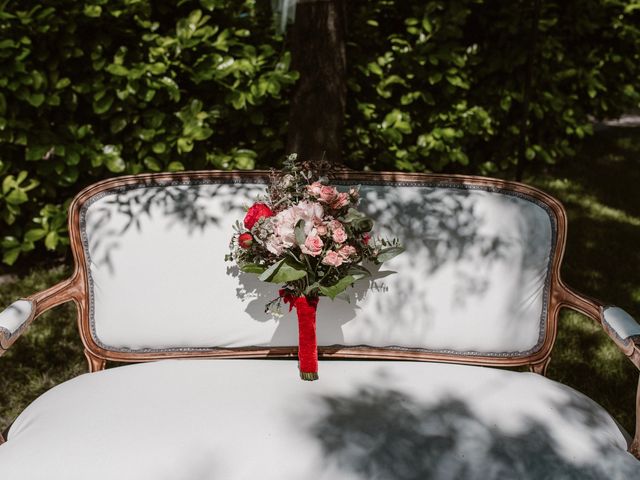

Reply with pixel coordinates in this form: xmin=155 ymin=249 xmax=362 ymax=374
xmin=344 ymin=0 xmax=640 ymax=174
xmin=0 ymin=0 xmax=297 ymax=265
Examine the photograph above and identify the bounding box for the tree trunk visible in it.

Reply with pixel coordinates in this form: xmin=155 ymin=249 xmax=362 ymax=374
xmin=515 ymin=0 xmax=542 ymax=182
xmin=286 ymin=0 xmax=347 ymax=165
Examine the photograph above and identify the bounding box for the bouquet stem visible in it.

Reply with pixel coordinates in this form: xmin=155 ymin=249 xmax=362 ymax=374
xmin=293 ymin=296 xmax=319 ymax=381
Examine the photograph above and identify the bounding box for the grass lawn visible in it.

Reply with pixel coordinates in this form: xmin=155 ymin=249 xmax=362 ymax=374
xmin=1 ymin=125 xmax=639 ymax=435
xmin=528 ymin=125 xmax=640 ymax=434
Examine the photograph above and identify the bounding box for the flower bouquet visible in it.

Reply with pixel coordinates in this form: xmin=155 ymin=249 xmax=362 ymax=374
xmin=226 ymin=155 xmax=403 ymax=380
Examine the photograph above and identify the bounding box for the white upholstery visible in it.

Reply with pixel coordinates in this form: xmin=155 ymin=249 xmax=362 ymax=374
xmin=81 ymin=181 xmax=555 ymax=356
xmin=1 ymin=359 xmax=637 ymax=479
xmin=603 ymin=306 xmax=640 ymax=341
xmin=0 ymin=300 xmax=33 ymax=338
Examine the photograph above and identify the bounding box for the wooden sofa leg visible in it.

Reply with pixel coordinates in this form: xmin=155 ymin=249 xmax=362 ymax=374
xmin=630 ymin=376 xmax=640 ymax=459
xmin=84 ymin=349 xmax=106 ymax=373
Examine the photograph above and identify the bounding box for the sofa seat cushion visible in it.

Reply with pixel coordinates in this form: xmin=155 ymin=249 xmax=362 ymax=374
xmin=1 ymin=360 xmax=638 ymax=480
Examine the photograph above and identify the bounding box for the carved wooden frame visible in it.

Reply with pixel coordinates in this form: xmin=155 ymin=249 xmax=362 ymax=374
xmin=20 ymin=170 xmax=570 ymax=370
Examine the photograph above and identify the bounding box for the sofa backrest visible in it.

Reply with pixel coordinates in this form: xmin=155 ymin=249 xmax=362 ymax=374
xmin=70 ymin=171 xmax=565 ymax=366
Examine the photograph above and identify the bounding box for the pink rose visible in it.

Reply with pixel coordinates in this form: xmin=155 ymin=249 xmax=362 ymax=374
xmin=316 ymin=223 xmax=328 ymax=236
xmin=319 ymin=186 xmax=338 ymax=204
xmin=301 ymin=233 xmax=323 ymax=256
xmin=331 ymin=192 xmax=350 ymax=209
xmin=332 ymin=227 xmax=348 ymax=244
xmin=337 ymin=245 xmax=357 ymax=260
xmin=307 ymin=182 xmax=323 ymax=197
xmin=329 ymin=219 xmax=343 ymax=231
xmin=321 ymin=250 xmax=343 ymax=267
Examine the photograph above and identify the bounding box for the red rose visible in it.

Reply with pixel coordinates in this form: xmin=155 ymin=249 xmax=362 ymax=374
xmin=238 ymin=233 xmax=254 ymax=249
xmin=362 ymin=233 xmax=371 ymax=245
xmin=244 ymin=203 xmax=274 ymax=230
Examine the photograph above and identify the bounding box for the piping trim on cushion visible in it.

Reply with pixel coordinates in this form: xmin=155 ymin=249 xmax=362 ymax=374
xmin=79 ymin=178 xmax=557 ymax=358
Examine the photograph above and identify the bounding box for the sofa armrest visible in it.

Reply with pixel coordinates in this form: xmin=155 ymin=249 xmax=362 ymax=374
xmin=0 ymin=277 xmax=81 ymax=445
xmin=602 ymin=307 xmax=640 ymax=344
xmin=0 ymin=276 xmax=81 ymax=356
xmin=558 ymin=282 xmax=640 ymax=458
xmin=558 ymin=283 xmax=640 ymax=366
xmin=0 ymin=300 xmax=35 ymax=352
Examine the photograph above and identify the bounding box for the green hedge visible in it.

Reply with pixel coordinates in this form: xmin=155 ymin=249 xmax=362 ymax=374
xmin=1 ymin=0 xmax=639 ymax=266
xmin=344 ymin=0 xmax=640 ymax=173
xmin=0 ymin=0 xmax=296 ymax=265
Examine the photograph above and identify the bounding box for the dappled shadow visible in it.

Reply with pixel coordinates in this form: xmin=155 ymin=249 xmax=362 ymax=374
xmin=355 ymin=185 xmax=508 ymax=276
xmin=309 ymin=383 xmax=639 ymax=479
xmin=83 ymin=182 xmax=256 ymax=273
xmin=228 ymin=264 xmax=356 ymax=345
xmin=314 ymin=183 xmax=555 ymax=353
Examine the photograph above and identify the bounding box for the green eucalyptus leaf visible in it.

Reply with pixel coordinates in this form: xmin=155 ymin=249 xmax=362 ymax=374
xmin=259 ymin=258 xmax=307 ymax=283
xmin=240 ymin=263 xmax=267 ymax=274
xmin=269 ymin=260 xmax=307 ymax=283
xmin=258 ymin=259 xmax=284 ymax=281
xmin=319 ymin=275 xmax=359 ymax=300
xmin=375 ymin=246 xmax=405 ymax=264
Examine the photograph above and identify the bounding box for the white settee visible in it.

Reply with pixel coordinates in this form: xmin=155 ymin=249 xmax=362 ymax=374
xmin=1 ymin=170 xmax=639 ymax=479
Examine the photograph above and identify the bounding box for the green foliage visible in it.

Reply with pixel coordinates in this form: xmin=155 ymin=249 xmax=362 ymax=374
xmin=346 ymin=0 xmax=488 ymax=172
xmin=344 ymin=0 xmax=640 ymax=174
xmin=0 ymin=0 xmax=297 ymax=264
xmin=319 ymin=274 xmax=364 ymax=300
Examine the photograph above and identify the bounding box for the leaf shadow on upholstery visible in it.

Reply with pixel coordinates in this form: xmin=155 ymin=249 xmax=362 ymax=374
xmin=228 ymin=264 xmax=354 ymax=344
xmin=85 ymin=183 xmax=253 ymax=274
xmin=340 ymin=186 xmax=550 ymax=348
xmin=306 ymin=383 xmax=639 ymax=480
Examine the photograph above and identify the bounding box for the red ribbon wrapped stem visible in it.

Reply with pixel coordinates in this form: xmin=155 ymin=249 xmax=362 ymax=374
xmin=281 ymin=291 xmax=319 ymax=381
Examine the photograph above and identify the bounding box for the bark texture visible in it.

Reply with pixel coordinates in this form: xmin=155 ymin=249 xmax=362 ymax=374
xmin=286 ymin=0 xmax=347 ymax=165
